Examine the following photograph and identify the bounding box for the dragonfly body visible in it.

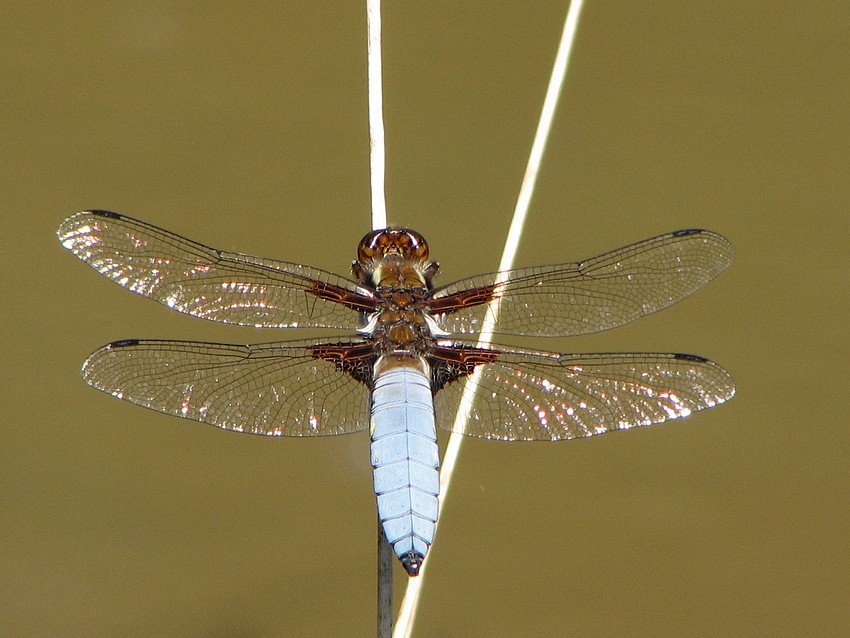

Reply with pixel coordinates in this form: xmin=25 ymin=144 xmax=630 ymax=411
xmin=355 ymin=229 xmax=445 ymax=574
xmin=58 ymin=211 xmax=735 ymax=576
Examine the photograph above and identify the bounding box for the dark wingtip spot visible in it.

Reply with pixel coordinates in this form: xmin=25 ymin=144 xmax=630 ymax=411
xmin=401 ymin=551 xmax=424 ymax=576
xmin=109 ymin=339 xmax=140 ymax=348
xmin=87 ymin=210 xmax=122 ymax=219
xmin=672 ymin=228 xmax=703 ymax=237
xmin=674 ymin=353 xmax=708 ymax=363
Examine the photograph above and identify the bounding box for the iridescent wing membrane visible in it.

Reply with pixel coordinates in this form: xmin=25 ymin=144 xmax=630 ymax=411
xmin=58 ymin=210 xmax=375 ymax=330
xmin=59 ymin=211 xmax=734 ymax=440
xmin=59 ymin=210 xmax=376 ymax=435
xmin=433 ymin=345 xmax=733 ymax=441
xmin=426 ymin=228 xmax=735 ymax=439
xmin=429 ymin=229 xmax=733 ymax=337
xmin=82 ymin=337 xmax=372 ymax=436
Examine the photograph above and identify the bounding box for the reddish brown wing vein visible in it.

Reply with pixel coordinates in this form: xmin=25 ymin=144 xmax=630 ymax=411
xmin=307 ymin=281 xmax=378 ymax=312
xmin=309 ymin=342 xmax=377 ymax=385
xmin=426 ymin=284 xmax=499 ymax=314
xmin=428 ymin=345 xmax=499 ymax=391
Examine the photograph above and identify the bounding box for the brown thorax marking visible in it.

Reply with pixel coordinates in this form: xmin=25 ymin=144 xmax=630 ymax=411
xmin=353 ymin=228 xmax=442 ymax=352
xmin=370 ymin=286 xmax=431 ymax=349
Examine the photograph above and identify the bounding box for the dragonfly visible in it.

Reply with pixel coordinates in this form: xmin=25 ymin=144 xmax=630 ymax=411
xmin=58 ymin=210 xmax=735 ymax=575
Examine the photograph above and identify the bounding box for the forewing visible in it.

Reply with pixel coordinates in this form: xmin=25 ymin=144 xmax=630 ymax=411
xmin=82 ymin=337 xmax=372 ymax=436
xmin=431 ymin=229 xmax=733 ymax=337
xmin=434 ymin=344 xmax=734 ymax=441
xmin=58 ymin=211 xmax=374 ymax=329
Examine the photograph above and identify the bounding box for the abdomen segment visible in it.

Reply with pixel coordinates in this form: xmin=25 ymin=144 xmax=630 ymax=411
xmin=370 ymin=357 xmax=439 ymax=576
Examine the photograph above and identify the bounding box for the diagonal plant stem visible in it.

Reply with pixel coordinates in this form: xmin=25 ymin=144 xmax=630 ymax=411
xmin=393 ymin=2 xmax=586 ymax=636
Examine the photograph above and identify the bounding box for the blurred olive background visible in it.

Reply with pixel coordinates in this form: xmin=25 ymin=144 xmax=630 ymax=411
xmin=2 ymin=2 xmax=848 ymax=636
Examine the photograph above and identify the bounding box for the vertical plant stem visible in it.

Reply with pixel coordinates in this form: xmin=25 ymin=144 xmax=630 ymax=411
xmin=367 ymin=0 xmax=387 ymax=231
xmin=377 ymin=524 xmax=394 ymax=637
xmin=367 ymin=0 xmax=392 ymax=635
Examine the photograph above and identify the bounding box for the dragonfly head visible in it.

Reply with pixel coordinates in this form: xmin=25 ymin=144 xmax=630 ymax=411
xmin=354 ymin=228 xmax=440 ymax=288
xmin=357 ymin=228 xmax=430 ymax=262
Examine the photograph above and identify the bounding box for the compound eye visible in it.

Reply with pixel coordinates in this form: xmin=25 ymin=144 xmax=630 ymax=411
xmin=401 ymin=230 xmax=429 ymax=260
xmin=357 ymin=229 xmax=385 ymax=260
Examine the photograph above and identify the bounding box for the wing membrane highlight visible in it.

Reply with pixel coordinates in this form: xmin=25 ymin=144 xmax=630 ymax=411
xmin=58 ymin=211 xmax=373 ymax=330
xmin=82 ymin=337 xmax=372 ymax=436
xmin=432 ymin=229 xmax=733 ymax=337
xmin=435 ymin=343 xmax=734 ymax=441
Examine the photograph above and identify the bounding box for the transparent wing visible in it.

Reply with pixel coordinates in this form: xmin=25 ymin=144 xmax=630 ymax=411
xmin=434 ymin=343 xmax=734 ymax=441
xmin=431 ymin=229 xmax=733 ymax=337
xmin=82 ymin=337 xmax=372 ymax=436
xmin=58 ymin=211 xmax=374 ymax=330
